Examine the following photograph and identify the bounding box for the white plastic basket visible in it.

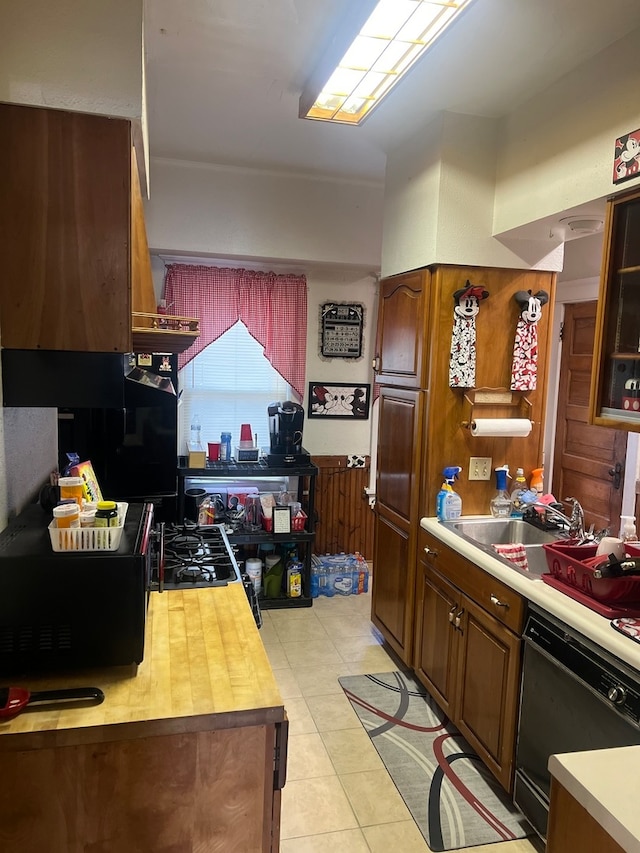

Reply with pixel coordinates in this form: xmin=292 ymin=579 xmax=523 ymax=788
xmin=48 ymin=503 xmax=128 ymax=552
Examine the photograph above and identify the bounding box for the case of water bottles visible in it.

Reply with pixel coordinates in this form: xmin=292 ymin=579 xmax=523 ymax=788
xmin=310 ymin=552 xmax=369 ymax=597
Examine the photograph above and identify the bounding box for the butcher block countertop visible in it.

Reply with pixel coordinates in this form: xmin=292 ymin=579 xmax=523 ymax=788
xmin=0 ymin=585 xmax=284 ymax=751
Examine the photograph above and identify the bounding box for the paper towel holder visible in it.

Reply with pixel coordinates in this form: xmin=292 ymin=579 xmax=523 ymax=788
xmin=460 ymin=387 xmax=534 ymax=430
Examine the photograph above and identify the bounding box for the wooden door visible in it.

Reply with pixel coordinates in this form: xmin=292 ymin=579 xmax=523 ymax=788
xmin=374 ymin=269 xmax=430 ymax=389
xmin=414 ymin=557 xmax=459 ymax=718
xmin=376 ymin=387 xmax=425 ymax=523
xmin=373 ymin=387 xmax=425 ymax=662
xmin=372 ymin=509 xmax=412 ymax=661
xmin=552 ymin=302 xmax=627 ymax=532
xmin=455 ymin=595 xmax=520 ymax=793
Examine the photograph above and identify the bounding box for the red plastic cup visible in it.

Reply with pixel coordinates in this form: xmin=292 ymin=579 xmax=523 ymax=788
xmin=208 ymin=442 xmax=221 ymax=462
xmin=240 ymin=423 xmax=252 ymax=442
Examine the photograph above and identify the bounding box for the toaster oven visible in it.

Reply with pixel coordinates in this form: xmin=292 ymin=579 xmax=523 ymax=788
xmin=0 ymin=501 xmax=155 ymax=675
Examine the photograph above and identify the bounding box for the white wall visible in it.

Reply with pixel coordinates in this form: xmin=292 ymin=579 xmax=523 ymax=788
xmin=494 ymin=26 xmax=640 ymax=233
xmin=382 ymin=112 xmax=566 ymax=276
xmin=1 ymin=0 xmax=142 ymax=117
xmin=0 ymin=0 xmax=148 ymax=190
xmin=145 ymin=158 xmax=384 ymax=268
xmin=303 ymin=270 xmax=378 ymax=456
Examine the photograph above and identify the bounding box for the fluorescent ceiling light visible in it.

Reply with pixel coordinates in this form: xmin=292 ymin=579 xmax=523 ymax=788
xmin=300 ymin=0 xmax=476 ymax=126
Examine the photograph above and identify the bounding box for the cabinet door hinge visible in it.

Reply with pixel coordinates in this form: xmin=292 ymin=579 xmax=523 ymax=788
xmin=273 ymin=718 xmax=289 ymax=791
xmin=559 ymin=321 xmax=565 ymax=342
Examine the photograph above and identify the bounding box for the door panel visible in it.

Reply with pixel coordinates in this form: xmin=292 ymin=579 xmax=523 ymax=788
xmin=374 ymin=270 xmax=429 ymax=388
xmin=372 ymin=510 xmax=411 ymax=660
xmin=456 ymin=596 xmax=520 ymax=791
xmin=414 ymin=560 xmax=458 ymax=718
xmin=552 ymin=302 xmax=626 ymax=532
xmin=377 ymin=387 xmax=424 ymax=522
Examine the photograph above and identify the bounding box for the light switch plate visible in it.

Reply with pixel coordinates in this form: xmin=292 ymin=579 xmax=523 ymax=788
xmin=469 ymin=457 xmax=492 ymax=481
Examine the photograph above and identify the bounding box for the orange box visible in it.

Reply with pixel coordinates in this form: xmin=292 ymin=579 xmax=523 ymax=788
xmin=68 ymin=461 xmax=103 ymax=503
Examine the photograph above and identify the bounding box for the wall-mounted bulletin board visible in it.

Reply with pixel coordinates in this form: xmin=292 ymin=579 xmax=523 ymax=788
xmin=320 ymin=302 xmax=364 ymax=358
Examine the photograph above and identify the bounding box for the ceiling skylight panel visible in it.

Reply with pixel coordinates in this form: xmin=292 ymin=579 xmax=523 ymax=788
xmin=300 ymin=0 xmax=476 ymax=124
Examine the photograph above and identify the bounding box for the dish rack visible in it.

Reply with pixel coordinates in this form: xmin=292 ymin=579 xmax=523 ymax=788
xmin=542 ymin=541 xmax=640 ymax=603
xmin=48 ymin=503 xmax=128 ymax=552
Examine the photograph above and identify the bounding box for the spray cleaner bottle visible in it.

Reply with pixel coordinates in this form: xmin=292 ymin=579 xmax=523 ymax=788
xmin=490 ymin=465 xmax=512 ymax=518
xmin=436 ymin=466 xmax=463 ymax=521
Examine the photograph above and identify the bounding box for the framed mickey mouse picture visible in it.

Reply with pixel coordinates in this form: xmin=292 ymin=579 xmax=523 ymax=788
xmin=308 ymin=382 xmax=371 ymax=420
xmin=613 ymin=128 xmax=640 ymax=184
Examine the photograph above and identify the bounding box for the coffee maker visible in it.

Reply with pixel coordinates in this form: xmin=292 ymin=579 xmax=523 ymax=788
xmin=267 ymin=401 xmax=309 ymax=465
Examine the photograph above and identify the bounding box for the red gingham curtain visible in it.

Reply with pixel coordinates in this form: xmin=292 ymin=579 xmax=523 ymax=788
xmin=164 ymin=264 xmax=307 ymax=399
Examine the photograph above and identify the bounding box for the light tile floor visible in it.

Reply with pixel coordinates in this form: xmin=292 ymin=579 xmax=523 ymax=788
xmin=262 ymin=582 xmax=544 ymax=853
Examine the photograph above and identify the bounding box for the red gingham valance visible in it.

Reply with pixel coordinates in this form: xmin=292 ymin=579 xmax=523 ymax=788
xmin=164 ymin=264 xmax=307 ymax=399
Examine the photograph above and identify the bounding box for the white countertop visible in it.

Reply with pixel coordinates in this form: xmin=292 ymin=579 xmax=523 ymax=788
xmin=420 ymin=516 xmax=640 ymax=671
xmin=549 ymin=746 xmax=640 ymax=852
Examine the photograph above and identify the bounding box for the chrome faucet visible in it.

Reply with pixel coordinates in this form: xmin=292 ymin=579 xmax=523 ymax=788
xmin=526 ymin=497 xmax=586 ymax=540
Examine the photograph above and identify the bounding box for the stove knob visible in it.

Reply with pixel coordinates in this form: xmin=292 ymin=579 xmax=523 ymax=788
xmin=608 ymin=685 xmax=627 ymax=705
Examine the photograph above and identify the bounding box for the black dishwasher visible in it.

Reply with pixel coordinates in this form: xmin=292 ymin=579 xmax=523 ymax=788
xmin=514 ymin=605 xmax=640 ymax=842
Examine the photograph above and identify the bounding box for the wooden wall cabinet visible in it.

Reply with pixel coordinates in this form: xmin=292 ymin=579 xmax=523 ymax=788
xmin=590 ymin=186 xmax=640 ymax=432
xmin=414 ymin=529 xmax=524 ymax=792
xmin=372 ymin=263 xmax=556 ymax=665
xmin=373 ymin=269 xmax=431 ymax=388
xmin=0 ymin=102 xmax=165 ymax=354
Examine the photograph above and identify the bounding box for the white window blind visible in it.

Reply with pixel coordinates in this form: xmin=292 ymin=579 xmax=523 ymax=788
xmin=178 ymin=320 xmax=291 ymax=454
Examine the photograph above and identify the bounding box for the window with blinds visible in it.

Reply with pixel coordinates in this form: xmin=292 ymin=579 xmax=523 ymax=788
xmin=178 ymin=320 xmax=291 ymax=454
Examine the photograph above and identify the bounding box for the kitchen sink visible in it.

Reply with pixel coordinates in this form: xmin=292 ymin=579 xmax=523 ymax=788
xmin=440 ymin=516 xmax=564 ymax=578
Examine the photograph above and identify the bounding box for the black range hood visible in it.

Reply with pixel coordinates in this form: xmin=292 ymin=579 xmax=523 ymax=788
xmin=1 ymin=349 xmax=127 ymax=408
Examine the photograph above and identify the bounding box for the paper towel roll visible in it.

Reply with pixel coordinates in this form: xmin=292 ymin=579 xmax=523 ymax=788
xmin=470 ymin=418 xmax=532 ymax=437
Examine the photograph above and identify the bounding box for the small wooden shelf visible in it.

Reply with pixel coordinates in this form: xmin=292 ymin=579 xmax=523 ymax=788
xmin=132 ymin=311 xmax=200 ymax=354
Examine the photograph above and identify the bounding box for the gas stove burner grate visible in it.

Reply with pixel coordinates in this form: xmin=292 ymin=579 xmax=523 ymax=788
xmin=160 ymin=521 xmax=242 ymax=589
xmin=166 ymin=532 xmax=204 ymax=553
xmin=175 ymin=564 xmax=215 ymax=584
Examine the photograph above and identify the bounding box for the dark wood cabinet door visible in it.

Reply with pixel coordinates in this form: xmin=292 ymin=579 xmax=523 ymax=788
xmin=371 ymin=509 xmax=413 ymax=663
xmin=413 ymin=558 xmax=459 ymax=718
xmin=374 ymin=270 xmax=430 ymax=388
xmin=454 ymin=595 xmax=521 ymax=792
xmin=0 ymin=103 xmax=132 ymax=352
xmin=376 ymin=386 xmax=425 ymax=523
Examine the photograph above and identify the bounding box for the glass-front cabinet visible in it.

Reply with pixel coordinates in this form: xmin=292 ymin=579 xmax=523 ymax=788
xmin=590 ymin=186 xmax=640 ymax=431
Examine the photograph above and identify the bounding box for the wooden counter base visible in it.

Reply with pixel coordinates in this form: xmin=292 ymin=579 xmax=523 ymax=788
xmin=0 ymin=587 xmax=286 ymax=853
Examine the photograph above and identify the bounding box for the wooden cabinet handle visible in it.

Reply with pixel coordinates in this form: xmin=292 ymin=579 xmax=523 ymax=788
xmin=424 ymin=547 xmax=439 ymax=558
xmin=490 ymin=594 xmax=509 ymax=609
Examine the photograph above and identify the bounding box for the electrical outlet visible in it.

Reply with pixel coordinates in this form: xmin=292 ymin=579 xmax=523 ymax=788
xmin=469 ymin=457 xmax=492 ymax=481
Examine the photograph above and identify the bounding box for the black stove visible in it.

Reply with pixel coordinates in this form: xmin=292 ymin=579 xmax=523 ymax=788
xmin=159 ymin=522 xmax=243 ymax=589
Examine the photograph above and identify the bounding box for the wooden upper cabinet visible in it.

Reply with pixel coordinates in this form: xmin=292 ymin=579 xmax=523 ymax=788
xmin=131 ymin=147 xmax=157 ymax=315
xmin=0 ymin=103 xmax=134 ymax=352
xmin=374 ymin=269 xmax=430 ymax=388
xmin=589 ymin=187 xmax=640 ymax=432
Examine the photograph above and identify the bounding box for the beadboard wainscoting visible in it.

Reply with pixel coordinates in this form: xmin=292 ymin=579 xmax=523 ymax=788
xmin=313 ymin=456 xmax=374 ymax=560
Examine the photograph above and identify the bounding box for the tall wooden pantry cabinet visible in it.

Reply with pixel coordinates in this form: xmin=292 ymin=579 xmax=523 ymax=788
xmin=371 ymin=264 xmax=556 ymax=665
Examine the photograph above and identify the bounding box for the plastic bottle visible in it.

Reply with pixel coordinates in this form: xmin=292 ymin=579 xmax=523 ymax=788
xmin=509 ymin=468 xmax=529 ymax=518
xmin=190 ymin=413 xmax=203 ymax=450
xmin=53 ymin=503 xmax=80 ymax=529
xmin=220 ymin=431 xmax=232 ymax=461
xmin=436 ymin=466 xmax=463 ymax=521
xmin=620 ymin=515 xmax=638 ymax=543
xmin=94 ymin=500 xmax=119 ymax=527
xmin=530 ymin=467 xmax=544 ymax=497
xmin=490 ymin=465 xmax=512 ymax=518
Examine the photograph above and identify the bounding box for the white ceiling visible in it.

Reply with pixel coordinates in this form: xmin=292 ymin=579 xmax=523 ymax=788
xmin=144 ymin=0 xmax=640 ymax=187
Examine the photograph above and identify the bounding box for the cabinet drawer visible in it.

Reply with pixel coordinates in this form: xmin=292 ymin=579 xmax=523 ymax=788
xmin=419 ymin=529 xmax=525 ymax=634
